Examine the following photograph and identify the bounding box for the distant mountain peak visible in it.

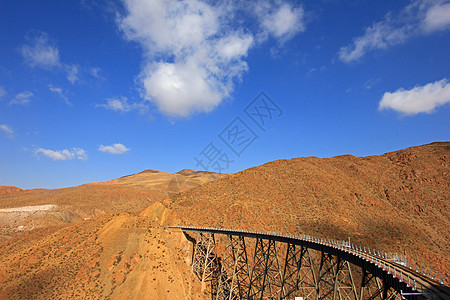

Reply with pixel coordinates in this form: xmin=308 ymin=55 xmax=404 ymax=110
xmin=137 ymin=169 xmax=162 ymax=174
xmin=0 ymin=185 xmax=22 ymax=196
xmin=176 ymin=169 xmax=196 ymax=175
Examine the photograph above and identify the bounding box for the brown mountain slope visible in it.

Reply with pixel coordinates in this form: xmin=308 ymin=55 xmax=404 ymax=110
xmin=0 ymin=186 xmax=22 ymax=197
xmin=149 ymin=142 xmax=449 ymax=276
xmin=0 ymin=214 xmax=208 ymax=299
xmin=0 ymin=143 xmax=448 ymax=299
xmin=101 ymin=168 xmax=226 ymax=193
xmin=0 ymin=169 xmax=227 ymax=239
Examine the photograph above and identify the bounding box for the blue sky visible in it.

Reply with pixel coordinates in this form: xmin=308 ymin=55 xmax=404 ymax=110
xmin=0 ymin=0 xmax=449 ymax=189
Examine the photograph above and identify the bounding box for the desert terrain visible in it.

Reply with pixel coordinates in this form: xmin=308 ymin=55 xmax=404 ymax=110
xmin=0 ymin=142 xmax=448 ymax=299
xmin=0 ymin=169 xmax=226 ymax=240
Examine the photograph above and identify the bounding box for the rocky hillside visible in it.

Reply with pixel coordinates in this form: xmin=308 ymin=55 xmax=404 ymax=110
xmin=0 ymin=169 xmax=226 ymax=239
xmin=0 ymin=186 xmax=22 ymax=197
xmin=152 ymin=142 xmax=449 ymax=276
xmin=0 ymin=142 xmax=448 ymax=299
xmin=0 ymin=214 xmax=207 ymax=299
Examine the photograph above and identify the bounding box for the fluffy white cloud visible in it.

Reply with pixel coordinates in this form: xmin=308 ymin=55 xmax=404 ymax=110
xmin=339 ymin=0 xmax=450 ymax=63
xmin=142 ymin=62 xmax=225 ymax=116
xmin=118 ymin=0 xmax=303 ymax=117
xmin=21 ymin=33 xmax=61 ymax=68
xmin=34 ymin=147 xmax=88 ymax=161
xmin=257 ymin=2 xmax=305 ymax=41
xmin=423 ymin=2 xmax=450 ymax=32
xmin=379 ymin=78 xmax=450 ymax=115
xmin=49 ymin=85 xmax=71 ymax=106
xmin=215 ymin=35 xmax=254 ymax=61
xmin=10 ymin=91 xmax=33 ymax=105
xmin=98 ymin=143 xmax=130 ymax=154
xmin=97 ymin=96 xmax=148 ymax=113
xmin=0 ymin=124 xmax=14 ymax=138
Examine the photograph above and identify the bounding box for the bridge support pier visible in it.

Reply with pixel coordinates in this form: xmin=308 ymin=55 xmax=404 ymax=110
xmin=182 ymin=227 xmax=441 ymax=300
xmin=247 ymin=238 xmax=283 ymax=299
xmin=280 ymin=244 xmax=317 ymax=299
xmin=216 ymin=235 xmax=251 ymax=300
xmin=192 ymin=232 xmax=219 ymax=283
xmin=360 ymin=269 xmax=383 ymax=299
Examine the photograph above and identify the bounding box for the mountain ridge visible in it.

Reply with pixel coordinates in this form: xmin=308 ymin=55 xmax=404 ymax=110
xmin=0 ymin=142 xmax=448 ymax=299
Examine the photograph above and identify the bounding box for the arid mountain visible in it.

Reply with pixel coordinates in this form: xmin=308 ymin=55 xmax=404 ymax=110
xmin=0 ymin=169 xmax=226 ymax=239
xmin=152 ymin=142 xmax=449 ymax=277
xmin=0 ymin=214 xmax=208 ymax=299
xmin=0 ymin=186 xmax=22 ymax=197
xmin=102 ymin=168 xmax=225 ymax=193
xmin=0 ymin=142 xmax=448 ymax=299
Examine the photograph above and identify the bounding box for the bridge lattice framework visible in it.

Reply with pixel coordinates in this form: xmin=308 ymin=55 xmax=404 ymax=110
xmin=167 ymin=226 xmax=449 ymax=300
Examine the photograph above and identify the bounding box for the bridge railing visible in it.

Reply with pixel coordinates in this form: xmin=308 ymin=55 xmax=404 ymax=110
xmin=246 ymin=228 xmax=446 ymax=287
xmin=167 ymin=226 xmax=447 ymax=286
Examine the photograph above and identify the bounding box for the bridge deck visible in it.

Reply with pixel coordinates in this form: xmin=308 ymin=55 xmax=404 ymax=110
xmin=165 ymin=225 xmax=450 ymax=299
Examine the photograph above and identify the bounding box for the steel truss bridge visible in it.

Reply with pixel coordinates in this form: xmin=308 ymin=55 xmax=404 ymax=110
xmin=165 ymin=226 xmax=450 ymax=300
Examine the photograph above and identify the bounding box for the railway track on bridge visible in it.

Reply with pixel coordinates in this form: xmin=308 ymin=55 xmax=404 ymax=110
xmin=164 ymin=226 xmax=450 ymax=300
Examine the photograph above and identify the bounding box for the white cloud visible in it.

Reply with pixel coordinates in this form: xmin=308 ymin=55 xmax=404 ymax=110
xmin=423 ymin=2 xmax=450 ymax=32
xmin=97 ymin=96 xmax=148 ymax=113
xmin=0 ymin=87 xmax=6 ymax=99
xmin=21 ymin=33 xmax=61 ymax=68
xmin=339 ymin=21 xmax=408 ymax=63
xmin=10 ymin=91 xmax=33 ymax=105
xmin=379 ymin=78 xmax=450 ymax=115
xmin=365 ymin=78 xmax=380 ymax=90
xmin=339 ymin=0 xmax=450 ymax=63
xmin=65 ymin=64 xmax=80 ymax=84
xmin=98 ymin=143 xmax=130 ymax=154
xmin=141 ymin=61 xmax=227 ymax=116
xmin=73 ymin=148 xmax=88 ymax=160
xmin=90 ymin=67 xmax=104 ymax=79
xmin=0 ymin=124 xmax=14 ymax=138
xmin=118 ymin=0 xmax=304 ymax=117
xmin=49 ymin=85 xmax=71 ymax=106
xmin=215 ymin=35 xmax=254 ymax=61
xmin=21 ymin=32 xmax=86 ymax=84
xmin=34 ymin=147 xmax=88 ymax=161
xmin=257 ymin=2 xmax=305 ymax=41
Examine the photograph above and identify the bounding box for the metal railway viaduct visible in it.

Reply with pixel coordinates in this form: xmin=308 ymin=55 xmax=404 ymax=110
xmin=165 ymin=226 xmax=450 ymax=300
